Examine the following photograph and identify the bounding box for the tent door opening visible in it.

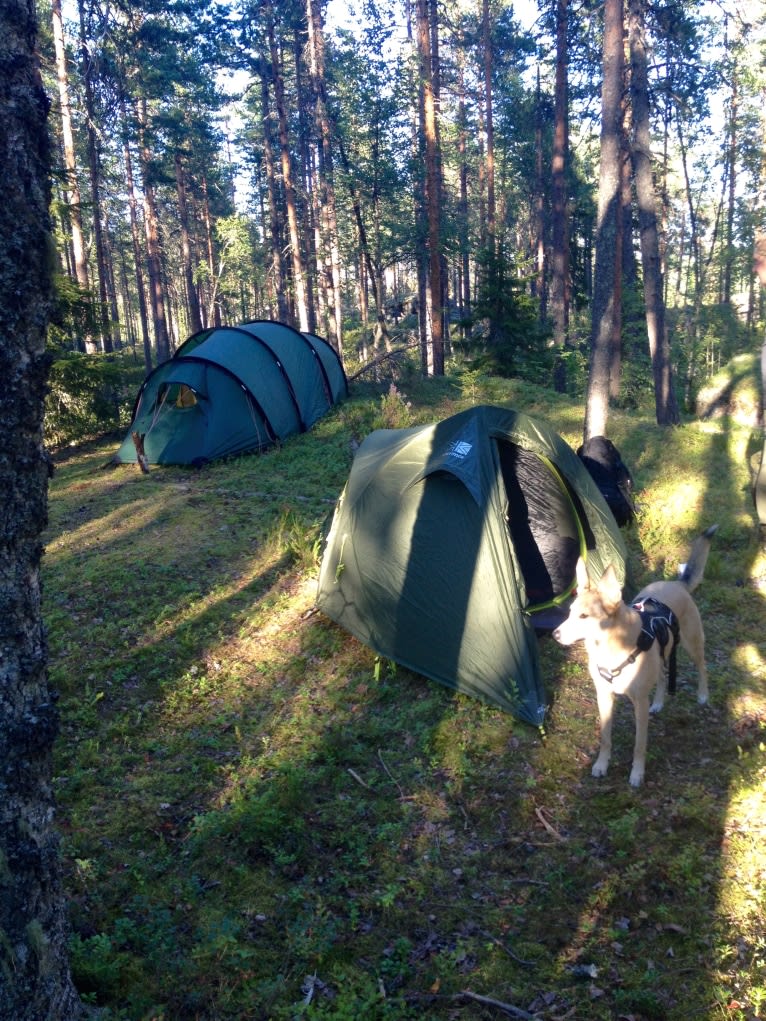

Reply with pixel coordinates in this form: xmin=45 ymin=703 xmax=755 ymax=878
xmin=496 ymin=439 xmax=584 ymax=610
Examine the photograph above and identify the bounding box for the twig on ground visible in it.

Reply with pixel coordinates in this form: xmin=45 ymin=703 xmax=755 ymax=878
xmin=534 ymin=806 xmax=567 ymax=842
xmin=347 ymin=767 xmax=372 ymax=790
xmin=457 ymin=989 xmax=537 ymax=1018
xmin=479 ymin=929 xmax=535 ymax=967
xmin=378 ymin=749 xmax=406 ymax=799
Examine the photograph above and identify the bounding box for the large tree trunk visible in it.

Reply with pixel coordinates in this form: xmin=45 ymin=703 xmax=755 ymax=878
xmin=137 ymin=97 xmax=171 ymax=361
xmin=121 ymin=101 xmax=152 ymax=373
xmin=307 ymin=0 xmax=343 ymax=352
xmin=0 ymin=4 xmax=83 ymax=1018
xmin=416 ymin=0 xmax=444 ymax=375
xmin=266 ymin=0 xmax=309 ymax=332
xmin=549 ymin=0 xmax=569 ymax=367
xmin=258 ymin=63 xmax=289 ymax=322
xmin=174 ymin=151 xmax=203 ymax=335
xmin=534 ymin=66 xmax=547 ymax=318
xmin=456 ymin=37 xmax=471 ymax=331
xmin=584 ymin=0 xmax=623 ymax=441
xmin=628 ymin=0 xmax=679 ymax=426
xmin=77 ymin=0 xmax=112 ymax=352
xmin=51 ymin=0 xmax=89 ymax=300
xmin=481 ymin=0 xmax=495 ymax=242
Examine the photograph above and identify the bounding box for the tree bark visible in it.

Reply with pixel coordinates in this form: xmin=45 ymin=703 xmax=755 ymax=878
xmin=51 ymin=0 xmax=89 ymax=297
xmin=549 ymin=0 xmax=569 ymax=363
xmin=266 ymin=0 xmax=309 ymax=332
xmin=121 ymin=101 xmax=153 ymax=372
xmin=0 ymin=3 xmax=82 ymax=1017
xmin=258 ymin=63 xmax=289 ymax=322
xmin=77 ymin=0 xmax=112 ymax=352
xmin=137 ymin=97 xmax=171 ymax=361
xmin=174 ymin=151 xmax=203 ymax=335
xmin=584 ymin=0 xmax=623 ymax=441
xmin=306 ymin=0 xmax=343 ymax=352
xmin=481 ymin=0 xmax=496 ymax=241
xmin=416 ymin=0 xmax=444 ymax=375
xmin=628 ymin=0 xmax=679 ymax=425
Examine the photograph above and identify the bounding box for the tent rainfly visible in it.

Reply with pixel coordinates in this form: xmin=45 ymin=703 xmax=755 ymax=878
xmin=114 ymin=320 xmax=347 ymax=466
xmin=316 ymin=405 xmax=627 ymax=726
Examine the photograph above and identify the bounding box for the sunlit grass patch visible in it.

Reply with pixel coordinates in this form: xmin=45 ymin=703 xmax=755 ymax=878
xmin=44 ymin=372 xmax=766 ymax=1019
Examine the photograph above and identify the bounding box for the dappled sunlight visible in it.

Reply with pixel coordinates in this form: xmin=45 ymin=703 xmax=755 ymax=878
xmin=46 ymin=491 xmax=177 ymax=563
xmin=44 ymin=394 xmax=766 ymax=1018
xmin=731 ymin=644 xmax=766 ymax=686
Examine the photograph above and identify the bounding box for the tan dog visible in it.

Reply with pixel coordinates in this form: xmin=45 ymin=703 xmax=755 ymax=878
xmin=553 ymin=526 xmax=717 ymax=786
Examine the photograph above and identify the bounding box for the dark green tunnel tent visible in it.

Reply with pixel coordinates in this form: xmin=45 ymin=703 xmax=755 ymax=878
xmin=114 ymin=320 xmax=347 ymax=466
xmin=316 ymin=405 xmax=627 ymax=726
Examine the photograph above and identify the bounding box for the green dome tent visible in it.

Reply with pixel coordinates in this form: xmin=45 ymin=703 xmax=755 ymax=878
xmin=114 ymin=320 xmax=347 ymax=466
xmin=316 ymin=405 xmax=627 ymax=726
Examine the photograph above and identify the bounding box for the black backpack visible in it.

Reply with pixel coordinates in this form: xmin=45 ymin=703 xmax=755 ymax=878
xmin=577 ymin=436 xmax=636 ymax=528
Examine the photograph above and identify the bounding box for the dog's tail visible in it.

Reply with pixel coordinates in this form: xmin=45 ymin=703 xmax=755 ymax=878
xmin=678 ymin=524 xmax=718 ymax=592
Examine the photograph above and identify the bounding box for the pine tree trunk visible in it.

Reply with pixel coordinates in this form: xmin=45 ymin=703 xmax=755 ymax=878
xmin=723 ymin=64 xmax=738 ymax=305
xmin=175 ymin=151 xmax=203 ymax=335
xmin=534 ymin=67 xmax=547 ymax=317
xmin=550 ymin=0 xmax=570 ymax=366
xmin=584 ymin=0 xmax=623 ymax=441
xmin=0 ymin=4 xmax=83 ymax=1017
xmin=266 ymin=0 xmax=309 ymax=332
xmin=121 ymin=102 xmax=153 ymax=372
xmin=416 ymin=0 xmax=444 ymax=375
xmin=201 ymin=175 xmax=222 ymax=328
xmin=456 ymin=40 xmax=471 ymax=330
xmin=481 ymin=0 xmax=495 ymax=241
xmin=137 ymin=98 xmax=171 ymax=361
xmin=258 ymin=64 xmax=289 ymax=322
xmin=307 ymin=0 xmax=343 ymax=352
xmin=77 ymin=0 xmax=112 ymax=352
xmin=628 ymin=0 xmax=679 ymax=426
xmin=51 ymin=0 xmax=89 ymax=297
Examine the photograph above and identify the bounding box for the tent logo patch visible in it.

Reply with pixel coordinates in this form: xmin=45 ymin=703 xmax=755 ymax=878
xmin=448 ymin=440 xmax=472 ymax=459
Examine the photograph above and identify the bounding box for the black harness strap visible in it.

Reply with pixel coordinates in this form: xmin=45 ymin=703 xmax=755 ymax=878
xmin=597 ymin=598 xmax=680 ymax=689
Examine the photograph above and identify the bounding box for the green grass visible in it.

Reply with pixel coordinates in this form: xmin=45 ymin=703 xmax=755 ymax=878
xmin=45 ymin=372 xmax=766 ymax=1019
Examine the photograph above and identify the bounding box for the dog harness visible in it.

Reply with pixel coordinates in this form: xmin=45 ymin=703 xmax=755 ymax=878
xmin=597 ymin=597 xmax=680 ymax=688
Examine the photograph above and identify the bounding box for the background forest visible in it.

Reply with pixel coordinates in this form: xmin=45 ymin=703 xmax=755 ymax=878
xmin=42 ymin=0 xmax=766 ymax=443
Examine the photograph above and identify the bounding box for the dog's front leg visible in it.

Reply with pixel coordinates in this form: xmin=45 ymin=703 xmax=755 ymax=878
xmin=591 ymin=681 xmax=614 ymax=778
xmin=628 ymin=693 xmax=650 ymax=787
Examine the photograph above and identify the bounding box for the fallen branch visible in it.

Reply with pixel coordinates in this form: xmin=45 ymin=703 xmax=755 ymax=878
xmin=534 ymin=806 xmax=567 ymax=842
xmin=347 ymin=342 xmax=420 ymax=381
xmin=457 ymin=989 xmax=537 ymax=1019
xmin=378 ymin=749 xmax=405 ymax=799
xmin=479 ymin=929 xmax=535 ymax=967
xmin=347 ymin=767 xmax=372 ymax=790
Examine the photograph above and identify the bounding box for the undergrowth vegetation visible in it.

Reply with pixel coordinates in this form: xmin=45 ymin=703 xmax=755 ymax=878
xmin=44 ymin=371 xmax=766 ymax=1019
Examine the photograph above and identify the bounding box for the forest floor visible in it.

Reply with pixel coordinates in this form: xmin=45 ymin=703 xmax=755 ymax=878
xmin=45 ymin=372 xmax=766 ymax=1020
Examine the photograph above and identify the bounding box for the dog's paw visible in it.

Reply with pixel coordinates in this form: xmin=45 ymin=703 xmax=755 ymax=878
xmin=697 ymin=693 xmax=709 ymax=706
xmin=591 ymin=759 xmax=609 ymax=778
xmin=649 ymin=701 xmax=664 ymax=715
xmin=629 ymin=767 xmax=644 ymax=787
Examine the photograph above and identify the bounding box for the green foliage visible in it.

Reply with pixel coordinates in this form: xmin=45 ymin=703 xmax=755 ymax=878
xmin=457 ymin=244 xmax=553 ymax=381
xmin=48 ymin=273 xmax=99 ymax=352
xmin=44 ymin=352 xmax=143 ymax=448
xmin=375 ymin=382 xmax=414 ymax=429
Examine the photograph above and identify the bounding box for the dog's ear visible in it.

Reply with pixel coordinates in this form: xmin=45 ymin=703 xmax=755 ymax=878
xmin=597 ymin=564 xmax=623 ymax=612
xmin=575 ymin=557 xmax=590 ymax=591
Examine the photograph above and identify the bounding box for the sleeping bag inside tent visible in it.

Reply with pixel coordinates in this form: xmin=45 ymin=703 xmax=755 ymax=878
xmin=114 ymin=320 xmax=347 ymax=466
xmin=316 ymin=405 xmax=627 ymax=726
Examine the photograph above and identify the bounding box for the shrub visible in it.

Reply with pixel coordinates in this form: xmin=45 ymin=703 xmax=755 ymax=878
xmin=44 ymin=352 xmax=142 ymax=449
